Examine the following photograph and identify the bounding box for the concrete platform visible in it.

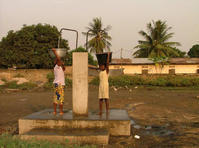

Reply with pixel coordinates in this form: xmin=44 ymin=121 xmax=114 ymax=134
xmin=19 ymin=109 xmax=131 ymax=136
xmin=20 ymin=128 xmax=109 ymax=145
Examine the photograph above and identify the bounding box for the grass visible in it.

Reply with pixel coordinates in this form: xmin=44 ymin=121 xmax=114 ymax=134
xmin=1 ymin=78 xmax=7 ymax=82
xmin=90 ymin=75 xmax=199 ymax=87
xmin=0 ymin=133 xmax=96 ymax=148
xmin=1 ymin=81 xmax=37 ymax=90
xmin=13 ymin=73 xmax=24 ymax=78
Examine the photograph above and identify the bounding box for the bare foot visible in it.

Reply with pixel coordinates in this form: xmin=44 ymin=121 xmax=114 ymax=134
xmin=99 ymin=112 xmax=102 ymax=116
xmin=106 ymin=111 xmax=109 ymax=118
xmin=60 ymin=112 xmax=64 ymax=115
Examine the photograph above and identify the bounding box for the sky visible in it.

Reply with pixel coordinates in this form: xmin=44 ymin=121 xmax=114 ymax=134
xmin=0 ymin=0 xmax=199 ymax=58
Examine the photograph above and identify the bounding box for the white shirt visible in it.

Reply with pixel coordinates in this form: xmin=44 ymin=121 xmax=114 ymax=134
xmin=53 ymin=64 xmax=65 ymax=85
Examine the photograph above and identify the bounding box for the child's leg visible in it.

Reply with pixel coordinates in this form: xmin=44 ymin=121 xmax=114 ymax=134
xmin=105 ymin=99 xmax=109 ymax=114
xmin=53 ymin=103 xmax=57 ymax=115
xmin=53 ymin=83 xmax=58 ymax=115
xmin=59 ymin=85 xmax=64 ymax=115
xmin=59 ymin=104 xmax=63 ymax=115
xmin=99 ymin=99 xmax=103 ymax=115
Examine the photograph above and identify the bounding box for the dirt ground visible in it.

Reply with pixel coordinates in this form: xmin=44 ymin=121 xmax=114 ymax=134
xmin=0 ymin=86 xmax=199 ymax=148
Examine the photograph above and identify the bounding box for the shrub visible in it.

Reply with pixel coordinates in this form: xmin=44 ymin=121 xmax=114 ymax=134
xmin=13 ymin=73 xmax=24 ymax=78
xmin=148 ymin=77 xmax=167 ymax=86
xmin=89 ymin=75 xmax=199 ymax=87
xmin=0 ymin=24 xmax=69 ymax=69
xmin=18 ymin=82 xmax=37 ymax=90
xmin=1 ymin=78 xmax=7 ymax=82
xmin=109 ymin=75 xmax=131 ymax=87
xmin=65 ymin=47 xmax=97 ymax=66
xmin=3 ymin=81 xmax=37 ymax=90
xmin=4 ymin=81 xmax=18 ymax=89
xmin=65 ymin=77 xmax=72 ymax=87
xmin=46 ymin=72 xmax=54 ymax=83
xmin=89 ymin=77 xmax=99 ymax=85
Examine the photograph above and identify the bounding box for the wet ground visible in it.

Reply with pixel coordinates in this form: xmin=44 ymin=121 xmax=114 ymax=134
xmin=0 ymin=86 xmax=199 ymax=147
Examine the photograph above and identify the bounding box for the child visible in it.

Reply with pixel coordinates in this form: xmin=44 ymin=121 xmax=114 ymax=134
xmin=98 ymin=53 xmax=110 ymax=116
xmin=52 ymin=48 xmax=65 ymax=115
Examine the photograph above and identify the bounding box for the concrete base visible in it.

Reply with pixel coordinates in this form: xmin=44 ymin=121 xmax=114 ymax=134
xmin=19 ymin=109 xmax=131 ymax=144
xmin=20 ymin=128 xmax=109 ymax=145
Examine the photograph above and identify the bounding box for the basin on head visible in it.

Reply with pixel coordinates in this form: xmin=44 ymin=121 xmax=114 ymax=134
xmin=96 ymin=52 xmax=112 ymax=66
xmin=48 ymin=48 xmax=67 ymax=58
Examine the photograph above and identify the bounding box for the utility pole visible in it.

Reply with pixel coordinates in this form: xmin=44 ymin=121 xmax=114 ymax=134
xmin=120 ymin=48 xmax=123 ymax=59
xmin=120 ymin=48 xmax=123 ymax=72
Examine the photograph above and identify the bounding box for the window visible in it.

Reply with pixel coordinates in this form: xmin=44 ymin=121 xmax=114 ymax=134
xmin=169 ymin=69 xmax=175 ymax=74
xmin=142 ymin=69 xmax=148 ymax=74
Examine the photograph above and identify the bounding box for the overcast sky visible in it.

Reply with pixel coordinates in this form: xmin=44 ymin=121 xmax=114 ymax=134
xmin=0 ymin=0 xmax=199 ymax=58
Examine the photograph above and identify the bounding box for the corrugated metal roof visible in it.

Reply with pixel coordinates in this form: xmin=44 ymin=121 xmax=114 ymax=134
xmin=111 ymin=58 xmax=132 ymax=64
xmin=131 ymin=58 xmax=154 ymax=64
xmin=169 ymin=58 xmax=199 ymax=64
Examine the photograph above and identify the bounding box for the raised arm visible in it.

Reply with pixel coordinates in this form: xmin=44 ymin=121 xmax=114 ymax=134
xmin=106 ymin=52 xmax=110 ymax=74
xmin=52 ymin=48 xmax=61 ymax=62
xmin=52 ymin=48 xmax=65 ymax=71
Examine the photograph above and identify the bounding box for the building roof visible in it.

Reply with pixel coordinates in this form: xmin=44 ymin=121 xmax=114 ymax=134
xmin=111 ymin=58 xmax=132 ymax=64
xmin=169 ymin=58 xmax=199 ymax=64
xmin=110 ymin=58 xmax=199 ymax=65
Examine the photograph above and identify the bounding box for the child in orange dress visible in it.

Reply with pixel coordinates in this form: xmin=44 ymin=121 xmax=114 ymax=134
xmin=52 ymin=48 xmax=65 ymax=115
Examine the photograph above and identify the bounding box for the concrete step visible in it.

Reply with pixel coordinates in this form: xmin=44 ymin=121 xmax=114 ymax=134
xmin=19 ymin=109 xmax=131 ymax=136
xmin=20 ymin=128 xmax=109 ymax=145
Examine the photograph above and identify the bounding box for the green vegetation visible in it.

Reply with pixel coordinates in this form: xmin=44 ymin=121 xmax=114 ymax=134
xmin=0 ymin=133 xmax=96 ymax=148
xmin=0 ymin=23 xmax=69 ymax=69
xmin=188 ymin=44 xmax=199 ymax=57
xmin=84 ymin=17 xmax=112 ymax=53
xmin=1 ymin=78 xmax=7 ymax=82
xmin=65 ymin=47 xmax=97 ymax=66
xmin=13 ymin=73 xmax=24 ymax=78
xmin=133 ymin=20 xmax=181 ymax=58
xmin=170 ymin=47 xmax=186 ymax=58
xmin=90 ymin=75 xmax=199 ymax=87
xmin=44 ymin=72 xmax=72 ymax=89
xmin=1 ymin=81 xmax=37 ymax=90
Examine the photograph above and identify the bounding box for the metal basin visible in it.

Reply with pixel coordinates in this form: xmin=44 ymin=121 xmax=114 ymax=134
xmin=48 ymin=48 xmax=67 ymax=58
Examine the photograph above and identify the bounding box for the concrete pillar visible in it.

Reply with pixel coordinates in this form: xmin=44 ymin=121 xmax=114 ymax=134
xmin=72 ymin=52 xmax=88 ymax=116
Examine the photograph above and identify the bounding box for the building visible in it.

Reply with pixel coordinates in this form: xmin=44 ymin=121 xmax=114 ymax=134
xmin=109 ymin=58 xmax=199 ymax=75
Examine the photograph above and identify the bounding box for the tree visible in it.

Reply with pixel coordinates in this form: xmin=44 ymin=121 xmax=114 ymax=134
xmin=188 ymin=44 xmax=199 ymax=57
xmin=65 ymin=47 xmax=97 ymax=66
xmin=169 ymin=47 xmax=186 ymax=58
xmin=84 ymin=17 xmax=112 ymax=53
xmin=0 ymin=24 xmax=69 ymax=68
xmin=133 ymin=20 xmax=181 ymax=58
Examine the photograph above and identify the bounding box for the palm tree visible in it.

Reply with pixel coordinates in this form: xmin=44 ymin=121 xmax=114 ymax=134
xmin=133 ymin=20 xmax=181 ymax=58
xmin=84 ymin=17 xmax=112 ymax=53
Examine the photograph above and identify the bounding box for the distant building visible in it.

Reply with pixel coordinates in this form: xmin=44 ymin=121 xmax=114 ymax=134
xmin=109 ymin=58 xmax=199 ymax=75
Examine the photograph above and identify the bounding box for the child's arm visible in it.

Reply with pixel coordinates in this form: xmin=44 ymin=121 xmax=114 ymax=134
xmin=106 ymin=52 xmax=110 ymax=74
xmin=52 ymin=48 xmax=61 ymax=62
xmin=52 ymin=48 xmax=65 ymax=71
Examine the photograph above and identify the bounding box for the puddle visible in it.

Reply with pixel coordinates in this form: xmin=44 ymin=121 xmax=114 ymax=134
xmin=143 ymin=125 xmax=174 ymax=136
xmin=144 ymin=129 xmax=174 ymax=136
xmin=133 ymin=125 xmax=141 ymax=129
xmin=191 ymin=122 xmax=199 ymax=128
xmin=130 ymin=120 xmax=136 ymax=125
xmin=19 ymin=98 xmax=27 ymax=102
xmin=145 ymin=126 xmax=152 ymax=130
xmin=131 ymin=120 xmax=174 ymax=137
